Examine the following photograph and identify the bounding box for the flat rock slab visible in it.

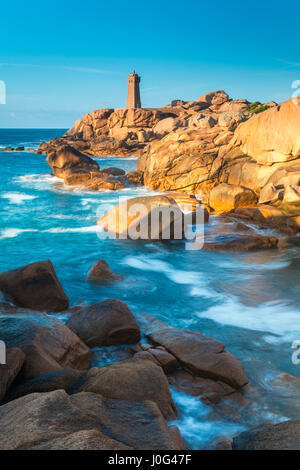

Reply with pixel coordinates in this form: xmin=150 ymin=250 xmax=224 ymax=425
xmin=147 ymin=327 xmax=248 ymax=389
xmin=203 ymin=234 xmax=279 ymax=252
xmin=0 ymin=390 xmax=185 ymax=450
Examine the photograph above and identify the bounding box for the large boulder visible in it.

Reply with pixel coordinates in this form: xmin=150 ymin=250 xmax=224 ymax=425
xmin=196 ymin=90 xmax=229 ymax=107
xmin=147 ymin=327 xmax=248 ymax=389
xmin=69 ymin=358 xmax=177 ymax=420
xmin=0 ymin=305 xmax=91 ymax=379
xmin=218 ymin=99 xmax=248 ymax=113
xmin=0 ymin=348 xmax=26 ymax=402
xmin=65 ymin=109 xmax=114 ymax=139
xmin=138 ymin=127 xmax=221 ymax=193
xmin=153 ymin=117 xmax=182 ymax=136
xmin=209 ymin=183 xmax=258 ymax=213
xmin=108 ymin=108 xmax=161 ymax=129
xmin=66 ymin=299 xmax=141 ymax=348
xmin=189 ymin=114 xmax=217 ymax=129
xmin=0 ymin=390 xmax=184 ymax=450
xmin=231 ymin=99 xmax=300 ymax=164
xmin=97 ymin=195 xmax=185 ymax=240
xmin=0 ymin=260 xmax=69 ymax=312
xmin=218 ymin=111 xmax=245 ymax=131
xmin=46 ymin=145 xmax=99 ymax=180
xmin=233 ymin=419 xmax=300 ymax=450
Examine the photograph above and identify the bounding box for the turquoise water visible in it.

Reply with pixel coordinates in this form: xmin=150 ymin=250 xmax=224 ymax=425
xmin=0 ymin=129 xmax=300 ymax=449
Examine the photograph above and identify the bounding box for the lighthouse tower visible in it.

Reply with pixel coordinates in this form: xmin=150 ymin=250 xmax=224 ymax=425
xmin=126 ymin=70 xmax=141 ymax=109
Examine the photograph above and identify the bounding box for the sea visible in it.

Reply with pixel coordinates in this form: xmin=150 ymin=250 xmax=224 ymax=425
xmin=0 ymin=129 xmax=300 ymax=449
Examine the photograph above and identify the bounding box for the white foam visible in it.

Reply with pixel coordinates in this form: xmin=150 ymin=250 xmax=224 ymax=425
xmin=217 ymin=259 xmax=291 ymax=271
xmin=44 ymin=225 xmax=104 ymax=234
xmin=199 ymin=298 xmax=300 ymax=341
xmin=0 ymin=228 xmax=38 ymax=240
xmin=170 ymin=388 xmax=245 ymax=449
xmin=1 ymin=192 xmax=36 ymax=204
xmin=15 ymin=174 xmax=61 ymax=184
xmin=123 ymin=255 xmax=217 ymax=299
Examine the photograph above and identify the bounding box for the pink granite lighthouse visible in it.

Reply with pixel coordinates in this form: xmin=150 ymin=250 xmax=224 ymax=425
xmin=126 ymin=70 xmax=141 ymax=109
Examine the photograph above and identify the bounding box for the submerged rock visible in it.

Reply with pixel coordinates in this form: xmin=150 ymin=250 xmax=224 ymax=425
xmin=86 ymin=260 xmax=122 ymax=283
xmin=66 ymin=299 xmax=141 ymax=348
xmin=203 ymin=233 xmax=279 ymax=252
xmin=0 ymin=260 xmax=69 ymax=312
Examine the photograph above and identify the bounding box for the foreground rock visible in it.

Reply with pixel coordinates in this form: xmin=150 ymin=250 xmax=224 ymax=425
xmin=147 ymin=327 xmax=248 ymax=389
xmin=86 ymin=260 xmax=122 ymax=283
xmin=69 ymin=358 xmax=176 ymax=420
xmin=5 ymin=369 xmax=84 ymax=402
xmin=233 ymin=419 xmax=300 ymax=450
xmin=0 ymin=305 xmax=91 ymax=379
xmin=0 ymin=260 xmax=69 ymax=312
xmin=0 ymin=390 xmax=184 ymax=450
xmin=0 ymin=348 xmax=26 ymax=402
xmin=97 ymin=195 xmax=185 ymax=240
xmin=66 ymin=299 xmax=141 ymax=347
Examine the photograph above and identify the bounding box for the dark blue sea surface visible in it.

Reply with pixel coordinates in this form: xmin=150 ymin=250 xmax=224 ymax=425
xmin=0 ymin=129 xmax=300 ymax=449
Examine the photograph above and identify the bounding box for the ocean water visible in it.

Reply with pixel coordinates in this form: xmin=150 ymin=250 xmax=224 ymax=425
xmin=0 ymin=129 xmax=300 ymax=449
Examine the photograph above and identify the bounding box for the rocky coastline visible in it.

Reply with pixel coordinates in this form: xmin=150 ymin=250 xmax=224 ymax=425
xmin=0 ymin=259 xmax=299 ymax=450
xmin=1 ymin=90 xmax=300 ymax=450
xmin=32 ymin=90 xmax=300 ymax=234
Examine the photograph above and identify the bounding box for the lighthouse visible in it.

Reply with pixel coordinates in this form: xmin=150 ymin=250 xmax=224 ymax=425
xmin=126 ymin=70 xmax=141 ymax=109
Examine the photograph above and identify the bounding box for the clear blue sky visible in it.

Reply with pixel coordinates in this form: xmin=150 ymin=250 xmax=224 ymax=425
xmin=0 ymin=0 xmax=299 ymax=128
